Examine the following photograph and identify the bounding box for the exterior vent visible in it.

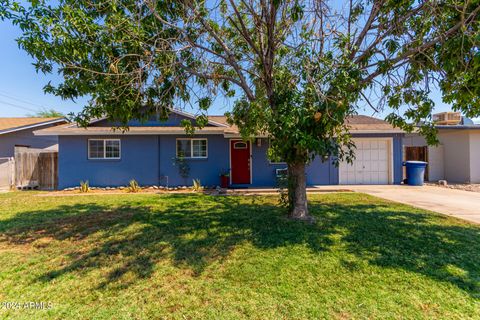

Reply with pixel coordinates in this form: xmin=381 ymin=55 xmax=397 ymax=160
xmin=276 ymin=168 xmax=288 ymax=177
xmin=433 ymin=112 xmax=461 ymax=125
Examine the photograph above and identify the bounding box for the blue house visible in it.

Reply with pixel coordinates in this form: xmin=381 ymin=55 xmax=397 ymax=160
xmin=35 ymin=110 xmax=404 ymax=189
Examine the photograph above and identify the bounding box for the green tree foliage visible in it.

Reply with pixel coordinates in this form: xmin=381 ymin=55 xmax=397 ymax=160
xmin=29 ymin=108 xmax=64 ymax=118
xmin=1 ymin=0 xmax=479 ymax=219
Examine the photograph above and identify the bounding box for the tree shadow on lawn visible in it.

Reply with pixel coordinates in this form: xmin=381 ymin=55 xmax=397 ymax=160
xmin=0 ymin=194 xmax=479 ymax=296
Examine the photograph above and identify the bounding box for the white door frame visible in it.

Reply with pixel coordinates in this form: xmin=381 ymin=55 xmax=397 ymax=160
xmin=338 ymin=137 xmax=394 ymax=185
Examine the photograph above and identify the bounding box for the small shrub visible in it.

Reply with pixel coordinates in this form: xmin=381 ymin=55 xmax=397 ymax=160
xmin=79 ymin=180 xmax=89 ymax=193
xmin=173 ymin=155 xmax=190 ymax=185
xmin=128 ymin=179 xmax=140 ymax=193
xmin=192 ymin=179 xmax=203 ymax=192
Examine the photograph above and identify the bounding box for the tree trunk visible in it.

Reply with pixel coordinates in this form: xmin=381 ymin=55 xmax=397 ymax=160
xmin=287 ymin=162 xmax=314 ymax=222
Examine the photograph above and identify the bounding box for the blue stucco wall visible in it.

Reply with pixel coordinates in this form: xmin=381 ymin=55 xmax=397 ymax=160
xmin=251 ymin=138 xmax=334 ymax=186
xmin=392 ymin=134 xmax=403 ymax=184
xmin=58 ymin=135 xmax=160 ymax=188
xmin=158 ymin=135 xmax=229 ymax=187
xmin=57 ymin=133 xmax=403 ymax=189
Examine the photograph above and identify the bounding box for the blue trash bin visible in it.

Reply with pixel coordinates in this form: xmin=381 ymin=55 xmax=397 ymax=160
xmin=403 ymin=161 xmax=428 ymax=186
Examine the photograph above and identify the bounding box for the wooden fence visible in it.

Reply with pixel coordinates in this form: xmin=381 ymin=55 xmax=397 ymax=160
xmin=0 ymin=157 xmax=14 ymax=190
xmin=15 ymin=148 xmax=58 ymax=190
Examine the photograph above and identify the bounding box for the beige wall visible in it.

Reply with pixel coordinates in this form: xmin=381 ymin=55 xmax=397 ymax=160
xmin=403 ymin=133 xmax=445 ymax=181
xmin=469 ymin=132 xmax=480 ymax=183
xmin=428 ymin=145 xmax=445 ymax=181
xmin=438 ymin=131 xmax=471 ymax=183
xmin=403 ymin=130 xmax=480 ymax=183
xmin=403 ymin=133 xmax=427 ymax=147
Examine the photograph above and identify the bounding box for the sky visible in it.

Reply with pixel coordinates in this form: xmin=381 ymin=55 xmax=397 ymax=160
xmin=0 ymin=19 xmax=459 ymax=120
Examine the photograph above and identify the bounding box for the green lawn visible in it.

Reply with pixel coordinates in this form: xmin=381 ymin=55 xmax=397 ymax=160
xmin=0 ymin=191 xmax=479 ymax=319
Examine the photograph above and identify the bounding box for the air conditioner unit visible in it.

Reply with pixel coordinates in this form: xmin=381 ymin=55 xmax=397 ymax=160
xmin=433 ymin=112 xmax=461 ymax=125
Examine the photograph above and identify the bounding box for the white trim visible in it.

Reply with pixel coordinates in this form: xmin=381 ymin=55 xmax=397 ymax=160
xmin=229 ymin=139 xmax=252 ymax=185
xmin=338 ymin=137 xmax=394 ymax=185
xmin=87 ymin=139 xmax=121 ymax=160
xmin=0 ymin=118 xmax=66 ymax=135
xmin=175 ymin=138 xmax=208 ymax=159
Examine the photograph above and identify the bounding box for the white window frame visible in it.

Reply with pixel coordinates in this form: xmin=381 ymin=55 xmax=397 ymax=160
xmin=88 ymin=139 xmax=121 ymax=160
xmin=176 ymin=138 xmax=208 ymax=159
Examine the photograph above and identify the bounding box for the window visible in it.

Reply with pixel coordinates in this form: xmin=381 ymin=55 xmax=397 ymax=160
xmin=88 ymin=139 xmax=121 ymax=159
xmin=233 ymin=142 xmax=248 ymax=149
xmin=176 ymin=139 xmax=207 ymax=158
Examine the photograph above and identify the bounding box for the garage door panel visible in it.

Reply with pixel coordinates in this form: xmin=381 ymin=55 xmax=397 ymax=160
xmin=363 ymin=150 xmax=371 ymax=160
xmin=378 ymin=161 xmax=387 ymax=171
xmin=339 ymin=138 xmax=391 ymax=185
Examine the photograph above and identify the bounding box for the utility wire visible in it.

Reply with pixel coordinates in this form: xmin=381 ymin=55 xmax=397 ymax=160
xmin=0 ymin=91 xmax=48 ymax=110
xmin=0 ymin=99 xmax=39 ymax=113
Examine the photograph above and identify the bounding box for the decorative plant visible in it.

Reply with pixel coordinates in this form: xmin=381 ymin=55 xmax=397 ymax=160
xmin=128 ymin=179 xmax=140 ymax=193
xmin=173 ymin=154 xmax=190 ymax=185
xmin=220 ymin=169 xmax=230 ymax=177
xmin=192 ymin=179 xmax=203 ymax=192
xmin=79 ymin=180 xmax=89 ymax=193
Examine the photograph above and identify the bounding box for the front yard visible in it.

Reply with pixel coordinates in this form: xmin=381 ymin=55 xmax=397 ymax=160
xmin=0 ymin=192 xmax=479 ymax=319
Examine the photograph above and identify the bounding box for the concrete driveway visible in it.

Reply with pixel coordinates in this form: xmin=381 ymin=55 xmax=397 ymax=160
xmin=341 ymin=185 xmax=480 ymax=224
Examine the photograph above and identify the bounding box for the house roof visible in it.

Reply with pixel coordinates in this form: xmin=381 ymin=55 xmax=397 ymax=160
xmin=0 ymin=117 xmax=67 ymax=135
xmin=345 ymin=115 xmax=402 ymax=133
xmin=34 ymin=114 xmax=402 ymax=136
xmin=35 ymin=125 xmax=228 ymax=136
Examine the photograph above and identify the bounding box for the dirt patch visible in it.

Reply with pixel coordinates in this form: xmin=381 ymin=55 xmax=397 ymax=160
xmin=36 ymin=189 xmax=201 ymax=197
xmin=425 ymin=182 xmax=480 ymax=193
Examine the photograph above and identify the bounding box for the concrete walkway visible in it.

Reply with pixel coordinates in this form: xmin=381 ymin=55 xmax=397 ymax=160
xmin=312 ymin=185 xmax=480 ymax=224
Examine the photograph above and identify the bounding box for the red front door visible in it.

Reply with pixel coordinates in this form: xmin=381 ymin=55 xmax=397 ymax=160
xmin=230 ymin=140 xmax=251 ymax=184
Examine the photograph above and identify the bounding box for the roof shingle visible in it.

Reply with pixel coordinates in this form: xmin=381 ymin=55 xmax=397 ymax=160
xmin=0 ymin=117 xmax=65 ymax=133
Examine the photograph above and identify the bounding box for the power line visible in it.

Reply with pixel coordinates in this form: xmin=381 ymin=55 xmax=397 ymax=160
xmin=0 ymin=99 xmax=39 ymax=113
xmin=0 ymin=91 xmax=49 ymax=110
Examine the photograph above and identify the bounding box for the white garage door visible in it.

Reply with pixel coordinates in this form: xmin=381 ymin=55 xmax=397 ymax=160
xmin=339 ymin=139 xmax=391 ymax=185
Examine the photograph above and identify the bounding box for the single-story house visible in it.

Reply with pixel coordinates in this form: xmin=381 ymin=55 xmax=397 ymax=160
xmin=403 ymin=114 xmax=480 ymax=183
xmin=0 ymin=117 xmax=67 ymax=157
xmin=35 ymin=110 xmax=404 ymax=189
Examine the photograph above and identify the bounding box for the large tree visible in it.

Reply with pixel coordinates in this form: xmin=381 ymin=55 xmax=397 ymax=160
xmin=1 ymin=0 xmax=479 ymax=220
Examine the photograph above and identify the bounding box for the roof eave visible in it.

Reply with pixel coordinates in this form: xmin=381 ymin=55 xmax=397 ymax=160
xmin=0 ymin=118 xmax=67 ymax=136
xmin=34 ymin=129 xmax=227 ymax=136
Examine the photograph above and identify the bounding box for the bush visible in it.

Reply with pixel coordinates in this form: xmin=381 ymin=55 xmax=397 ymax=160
xmin=79 ymin=180 xmax=89 ymax=193
xmin=128 ymin=179 xmax=140 ymax=193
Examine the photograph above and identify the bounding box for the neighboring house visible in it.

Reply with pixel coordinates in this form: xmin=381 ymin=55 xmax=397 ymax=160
xmin=403 ymin=112 xmax=480 ymax=183
xmin=0 ymin=117 xmax=67 ymax=157
xmin=35 ymin=110 xmax=404 ymax=189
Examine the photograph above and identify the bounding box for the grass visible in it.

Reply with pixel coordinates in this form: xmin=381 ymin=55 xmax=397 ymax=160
xmin=0 ymin=191 xmax=479 ymax=319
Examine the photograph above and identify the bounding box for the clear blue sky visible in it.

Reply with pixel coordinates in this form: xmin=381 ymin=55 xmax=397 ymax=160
xmin=0 ymin=19 xmax=457 ymax=119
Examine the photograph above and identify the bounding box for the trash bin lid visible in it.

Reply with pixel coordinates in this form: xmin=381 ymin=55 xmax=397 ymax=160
xmin=405 ymin=161 xmax=427 ymax=164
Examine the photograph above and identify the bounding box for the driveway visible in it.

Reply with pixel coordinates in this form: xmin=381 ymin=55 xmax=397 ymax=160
xmin=339 ymin=185 xmax=480 ymax=224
